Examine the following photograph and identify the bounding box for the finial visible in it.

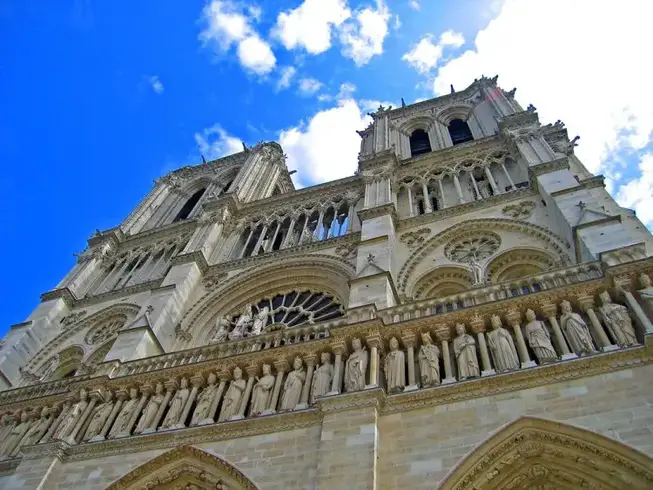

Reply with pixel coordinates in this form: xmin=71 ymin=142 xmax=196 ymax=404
xmin=201 ymin=155 xmax=207 ymax=164
xmin=450 ymin=84 xmax=455 ymax=94
xmin=242 ymin=142 xmax=248 ymax=151
xmin=401 ymin=97 xmax=406 ymax=107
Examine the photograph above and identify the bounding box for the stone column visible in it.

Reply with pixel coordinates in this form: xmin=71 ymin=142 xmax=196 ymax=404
xmin=407 ymin=186 xmax=414 ymax=216
xmin=578 ymin=295 xmax=616 ymax=351
xmin=42 ymin=403 xmax=67 ymax=443
xmin=505 ymin=309 xmax=537 ymax=368
xmin=281 ymin=217 xmax=297 ymax=248
xmin=267 ymin=222 xmax=282 ymax=252
xmin=501 ymin=162 xmax=516 ymax=190
xmin=313 ymin=210 xmax=325 ymax=241
xmin=469 ymin=171 xmax=481 ymax=200
xmin=365 ymin=335 xmax=381 ymax=389
xmin=422 ymin=182 xmax=433 ymax=213
xmin=435 ymin=328 xmax=456 ymax=384
xmin=327 ymin=344 xmax=346 ymax=395
xmin=147 ymin=380 xmax=175 ymax=434
xmin=469 ymin=316 xmax=495 ymax=376
xmin=125 ymin=389 xmax=150 ymax=436
xmin=267 ymin=360 xmax=288 ymax=414
xmin=540 ymin=303 xmax=576 ymax=359
xmin=92 ymin=390 xmax=124 ymax=442
xmin=200 ymin=375 xmax=227 ymax=426
xmin=345 ymin=203 xmax=356 ymax=233
xmin=401 ymin=332 xmax=418 ymax=391
xmin=615 ymin=276 xmax=653 ymax=335
xmin=252 ymin=224 xmax=269 ymax=255
xmin=177 ymin=375 xmax=202 ymax=428
xmin=236 ymin=366 xmax=257 ymax=418
xmin=453 ymin=174 xmax=465 ymax=203
xmin=66 ymin=396 xmax=98 ymax=445
xmin=297 ymin=354 xmax=317 ymax=409
xmin=238 ymin=227 xmax=255 ymax=259
xmin=484 ymin=166 xmax=500 ymax=195
xmin=437 ymin=179 xmax=448 ymax=208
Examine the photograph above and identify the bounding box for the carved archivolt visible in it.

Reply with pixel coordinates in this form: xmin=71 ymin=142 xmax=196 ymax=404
xmin=105 ymin=445 xmax=259 ymax=490
xmin=412 ymin=266 xmax=474 ymax=300
xmin=444 ymin=232 xmax=501 ymax=263
xmin=485 ymin=247 xmax=559 ymax=284
xmin=439 ymin=416 xmax=653 ymax=490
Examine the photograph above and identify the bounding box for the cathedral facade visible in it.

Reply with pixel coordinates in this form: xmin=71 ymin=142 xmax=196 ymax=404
xmin=1 ymin=76 xmax=653 ymax=489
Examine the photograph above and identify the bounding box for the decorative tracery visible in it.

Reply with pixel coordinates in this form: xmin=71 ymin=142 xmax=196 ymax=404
xmin=84 ymin=314 xmax=128 ymax=345
xmin=445 ymin=232 xmax=501 ymax=263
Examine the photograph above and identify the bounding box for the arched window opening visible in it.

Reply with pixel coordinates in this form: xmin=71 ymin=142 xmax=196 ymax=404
xmin=224 ymin=180 xmax=234 ymax=192
xmin=417 ymin=199 xmax=426 ymax=215
xmin=409 ymin=129 xmax=432 ymax=157
xmin=449 ymin=119 xmax=473 ymax=145
xmin=430 ymin=194 xmax=439 ymax=211
xmin=173 ymin=188 xmax=206 ymax=222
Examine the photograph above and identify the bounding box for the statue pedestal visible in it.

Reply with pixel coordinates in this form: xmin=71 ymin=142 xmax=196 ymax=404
xmin=324 ymin=390 xmax=340 ymax=397
xmin=560 ymin=353 xmax=578 ymax=361
xmin=601 ymin=345 xmax=619 ymax=352
xmin=260 ymin=409 xmax=276 ymax=416
xmin=62 ymin=435 xmax=77 ymax=445
xmin=294 ymin=403 xmax=308 ymax=410
xmin=403 ymin=384 xmax=419 ymax=392
xmin=88 ymin=435 xmax=105 ymax=443
xmin=481 ymin=369 xmax=496 ymax=377
xmin=156 ymin=426 xmax=176 ymax=433
xmin=198 ymin=418 xmax=215 ymax=426
xmin=520 ymin=360 xmax=537 ymax=369
xmin=364 ymin=384 xmax=378 ymax=390
xmin=228 ymin=414 xmax=244 ymax=421
xmin=171 ymin=423 xmax=186 ymax=430
xmin=112 ymin=432 xmax=131 ymax=439
xmin=442 ymin=377 xmax=457 ymax=385
xmin=141 ymin=427 xmax=156 ymax=435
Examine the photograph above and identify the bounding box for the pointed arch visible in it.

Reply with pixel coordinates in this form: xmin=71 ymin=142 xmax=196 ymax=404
xmin=485 ymin=247 xmax=558 ymax=284
xmin=412 ymin=266 xmax=474 ymax=300
xmin=105 ymin=445 xmax=260 ymax=490
xmin=439 ymin=417 xmax=653 ymax=490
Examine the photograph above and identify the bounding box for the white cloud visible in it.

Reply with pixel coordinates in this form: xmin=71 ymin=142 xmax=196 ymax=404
xmin=409 ymin=0 xmax=420 ymax=11
xmin=339 ymin=1 xmax=391 ymax=66
xmin=431 ymin=0 xmax=653 ymax=175
xmin=274 ymin=0 xmax=351 ymax=54
xmin=392 ymin=14 xmax=401 ymax=31
xmin=148 ymin=75 xmax=164 ymax=94
xmin=194 ymin=125 xmax=243 ymax=160
xmin=199 ymin=0 xmax=276 ymax=75
xmin=616 ymin=153 xmax=653 ymax=227
xmin=298 ymin=77 xmax=323 ymax=95
xmin=403 ymin=30 xmax=465 ymax=75
xmin=279 ymin=95 xmax=371 ymax=187
xmin=276 ymin=66 xmax=297 ymax=90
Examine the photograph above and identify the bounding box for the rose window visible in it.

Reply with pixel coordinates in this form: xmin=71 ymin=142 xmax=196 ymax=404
xmin=84 ymin=316 xmax=127 ymax=345
xmin=444 ymin=232 xmax=501 ymax=263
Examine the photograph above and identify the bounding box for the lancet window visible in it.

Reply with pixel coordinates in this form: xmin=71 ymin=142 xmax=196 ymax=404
xmin=173 ymin=188 xmax=206 ymax=222
xmin=409 ymin=129 xmax=432 ymax=157
xmin=448 ymin=118 xmax=474 ymax=145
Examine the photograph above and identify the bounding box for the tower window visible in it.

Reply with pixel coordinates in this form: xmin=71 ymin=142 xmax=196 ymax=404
xmin=410 ymin=129 xmax=432 ymax=157
xmin=173 ymin=188 xmax=206 ymax=222
xmin=448 ymin=119 xmax=473 ymax=145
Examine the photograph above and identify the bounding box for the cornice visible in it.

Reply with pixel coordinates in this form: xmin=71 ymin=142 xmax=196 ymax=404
xmin=74 ymin=279 xmax=164 ymax=308
xmin=357 ymin=203 xmax=398 ymax=223
xmin=170 ymin=250 xmax=209 ymax=274
xmin=551 ymin=175 xmax=605 ymax=197
xmin=498 ymin=109 xmax=539 ymax=131
xmin=40 ymin=287 xmax=76 ymax=307
xmin=9 ymin=321 xmax=32 ymax=331
xmin=529 ymin=156 xmax=570 ymax=177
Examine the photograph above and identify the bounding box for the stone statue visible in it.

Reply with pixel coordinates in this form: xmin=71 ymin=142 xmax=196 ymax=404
xmin=478 ymin=178 xmax=491 ymax=199
xmin=280 ymin=357 xmax=305 ymax=411
xmin=453 ymin=323 xmax=480 ymax=380
xmin=160 ymin=378 xmax=190 ymax=429
xmin=22 ymin=407 xmax=54 ymax=447
xmin=218 ymin=367 xmax=246 ymax=422
xmin=523 ymin=309 xmax=558 ymax=363
xmin=344 ymin=338 xmax=368 ymax=392
xmin=135 ymin=383 xmax=164 ymax=434
xmin=250 ymin=306 xmax=269 ymax=336
xmin=383 ymin=337 xmax=406 ymax=393
xmin=190 ymin=373 xmax=219 ymax=426
xmin=598 ymin=291 xmax=637 ymax=347
xmin=109 ymin=388 xmax=139 ymax=438
xmin=299 ymin=226 xmax=313 ymax=245
xmin=210 ymin=316 xmax=230 ymax=343
xmin=311 ymin=353 xmax=334 ymax=403
xmin=559 ymin=300 xmax=596 ymax=356
xmin=418 ymin=332 xmax=441 ymax=387
xmin=487 ymin=315 xmax=520 ymax=373
xmin=637 ymin=273 xmax=653 ymax=309
xmin=469 ymin=259 xmax=484 ymax=285
xmin=53 ymin=389 xmax=88 ymax=441
xmin=249 ymin=364 xmax=275 ymax=416
xmin=230 ymin=304 xmax=253 ymax=341
xmin=83 ymin=390 xmax=114 ymax=442
xmin=0 ymin=412 xmax=31 ymax=459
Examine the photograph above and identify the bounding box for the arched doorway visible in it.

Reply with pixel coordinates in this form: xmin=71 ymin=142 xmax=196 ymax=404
xmin=438 ymin=417 xmax=653 ymax=489
xmin=104 ymin=445 xmax=260 ymax=490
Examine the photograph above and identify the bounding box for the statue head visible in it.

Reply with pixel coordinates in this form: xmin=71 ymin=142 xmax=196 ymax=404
xmin=41 ymin=406 xmax=50 ymax=417
xmin=233 ymin=366 xmax=243 ymax=379
xmin=352 ymin=337 xmax=362 ymax=351
xmin=525 ymin=309 xmax=536 ymax=321
xmin=421 ymin=332 xmax=433 ymax=345
xmin=20 ymin=411 xmax=28 ymax=423
xmin=207 ymin=372 xmax=217 ymax=385
xmin=639 ymin=272 xmax=652 ymax=288
xmin=293 ymin=357 xmax=303 ymax=371
xmin=129 ymin=388 xmax=138 ymax=399
xmin=490 ymin=315 xmax=502 ymax=329
xmin=180 ymin=377 xmax=189 ymax=389
xmin=560 ymin=300 xmax=572 ymax=314
xmin=243 ymin=303 xmax=252 ymax=314
xmin=599 ymin=291 xmax=612 ymax=305
xmin=155 ymin=382 xmax=164 ymax=395
xmin=389 ymin=337 xmax=399 ymax=351
xmin=79 ymin=388 xmax=88 ymax=401
xmin=320 ymin=352 xmax=331 ymax=364
xmin=455 ymin=323 xmax=466 ymax=336
xmin=262 ymin=364 xmax=271 ymax=375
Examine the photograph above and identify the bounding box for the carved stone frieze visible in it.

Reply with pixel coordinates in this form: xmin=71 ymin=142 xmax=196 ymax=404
xmin=399 ymin=228 xmax=430 ymax=248
xmin=502 ymin=200 xmax=536 ymax=219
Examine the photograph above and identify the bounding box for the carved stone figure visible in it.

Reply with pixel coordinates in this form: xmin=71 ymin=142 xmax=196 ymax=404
xmin=280 ymin=357 xmax=305 ymax=411
xmin=210 ymin=316 xmax=230 ymax=343
xmin=53 ymin=389 xmax=88 ymax=440
xmin=418 ymin=332 xmax=441 ymax=387
xmin=523 ymin=309 xmax=558 ymax=363
xmin=135 ymin=383 xmax=164 ymax=434
xmin=22 ymin=407 xmax=54 ymax=447
xmin=638 ymin=273 xmax=653 ymax=309
xmin=469 ymin=259 xmax=484 ymax=285
xmin=311 ymin=352 xmax=334 ymax=403
xmin=299 ymin=226 xmax=313 ymax=245
xmin=453 ymin=323 xmax=480 ymax=380
xmin=109 ymin=388 xmax=139 ymax=438
xmin=487 ymin=315 xmax=520 ymax=372
xmin=383 ymin=337 xmax=406 ymax=393
xmin=230 ymin=304 xmax=253 ymax=340
xmin=0 ymin=412 xmax=31 ymax=459
xmin=250 ymin=307 xmax=269 ymax=336
xmin=344 ymin=338 xmax=368 ymax=392
xmin=190 ymin=373 xmax=218 ymax=426
xmin=599 ymin=291 xmax=637 ymax=347
xmin=39 ymin=354 xmax=60 ymax=381
xmin=218 ymin=367 xmax=246 ymax=422
xmin=559 ymin=300 xmax=596 ymax=356
xmin=83 ymin=390 xmax=114 ymax=441
xmin=160 ymin=378 xmax=190 ymax=429
xmin=249 ymin=365 xmax=275 ymax=416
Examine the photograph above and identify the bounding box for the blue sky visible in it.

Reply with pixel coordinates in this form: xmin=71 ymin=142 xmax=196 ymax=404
xmin=1 ymin=0 xmax=652 ymax=333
